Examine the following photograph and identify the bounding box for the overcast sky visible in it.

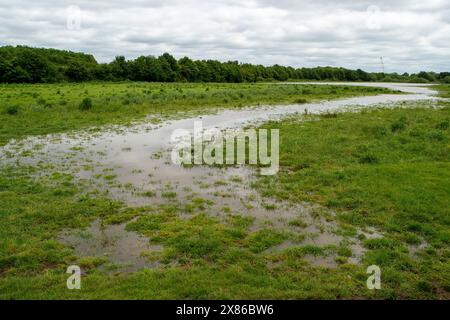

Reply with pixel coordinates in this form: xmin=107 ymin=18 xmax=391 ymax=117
xmin=1 ymin=0 xmax=449 ymax=73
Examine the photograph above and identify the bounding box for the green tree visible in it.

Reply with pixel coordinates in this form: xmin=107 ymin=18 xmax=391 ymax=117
xmin=110 ymin=56 xmax=129 ymax=80
xmin=178 ymin=57 xmax=199 ymax=81
xmin=65 ymin=61 xmax=91 ymax=82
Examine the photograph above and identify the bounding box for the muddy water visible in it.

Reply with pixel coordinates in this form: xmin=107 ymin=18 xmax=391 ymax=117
xmin=0 ymin=83 xmax=439 ymax=271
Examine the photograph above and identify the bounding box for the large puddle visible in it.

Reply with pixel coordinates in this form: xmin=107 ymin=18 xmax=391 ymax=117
xmin=0 ymin=82 xmax=440 ymax=271
xmin=58 ymin=219 xmax=163 ymax=273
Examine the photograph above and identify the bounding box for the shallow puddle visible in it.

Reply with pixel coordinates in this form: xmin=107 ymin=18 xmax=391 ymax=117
xmin=59 ymin=219 xmax=162 ymax=273
xmin=303 ymin=255 xmax=339 ymax=269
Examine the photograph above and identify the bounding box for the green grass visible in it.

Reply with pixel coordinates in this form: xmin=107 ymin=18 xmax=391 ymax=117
xmin=0 ymin=167 xmax=121 ymax=275
xmin=255 ymin=103 xmax=450 ymax=298
xmin=0 ymin=82 xmax=397 ymax=146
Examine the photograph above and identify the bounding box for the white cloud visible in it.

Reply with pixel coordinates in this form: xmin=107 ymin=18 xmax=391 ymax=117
xmin=0 ymin=0 xmax=449 ymax=72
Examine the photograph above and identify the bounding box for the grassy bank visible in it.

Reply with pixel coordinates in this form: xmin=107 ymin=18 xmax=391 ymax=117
xmin=0 ymin=82 xmax=397 ymax=146
xmin=0 ymin=101 xmax=448 ymax=299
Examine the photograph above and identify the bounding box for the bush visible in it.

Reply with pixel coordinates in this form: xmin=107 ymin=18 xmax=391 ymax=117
xmin=294 ymin=98 xmax=308 ymax=104
xmin=79 ymin=97 xmax=93 ymax=111
xmin=6 ymin=105 xmax=19 ymax=115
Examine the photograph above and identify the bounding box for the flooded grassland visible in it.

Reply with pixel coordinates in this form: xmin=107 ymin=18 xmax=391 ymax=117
xmin=0 ymin=82 xmax=448 ymax=299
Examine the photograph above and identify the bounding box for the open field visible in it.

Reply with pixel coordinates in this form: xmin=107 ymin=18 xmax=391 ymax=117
xmin=0 ymin=83 xmax=448 ymax=299
xmin=0 ymin=82 xmax=397 ymax=146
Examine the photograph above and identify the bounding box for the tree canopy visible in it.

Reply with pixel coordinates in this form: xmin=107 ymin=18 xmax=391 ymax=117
xmin=0 ymin=45 xmax=448 ymax=84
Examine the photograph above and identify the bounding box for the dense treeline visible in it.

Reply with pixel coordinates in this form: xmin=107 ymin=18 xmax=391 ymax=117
xmin=1 ymin=45 xmax=449 ymax=84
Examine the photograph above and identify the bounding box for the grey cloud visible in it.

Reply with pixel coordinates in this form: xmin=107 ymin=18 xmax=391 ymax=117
xmin=0 ymin=0 xmax=449 ymax=72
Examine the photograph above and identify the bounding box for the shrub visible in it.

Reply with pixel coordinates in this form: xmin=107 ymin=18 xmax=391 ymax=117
xmin=294 ymin=98 xmax=308 ymax=104
xmin=79 ymin=97 xmax=93 ymax=111
xmin=6 ymin=105 xmax=19 ymax=115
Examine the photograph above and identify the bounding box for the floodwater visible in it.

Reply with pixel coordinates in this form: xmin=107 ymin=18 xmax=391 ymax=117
xmin=58 ymin=219 xmax=163 ymax=273
xmin=0 ymin=82 xmax=439 ymax=271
